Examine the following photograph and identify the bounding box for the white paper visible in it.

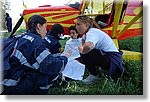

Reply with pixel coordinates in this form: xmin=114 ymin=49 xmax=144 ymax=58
xmin=62 ymin=38 xmax=82 ymax=61
xmin=62 ymin=60 xmax=85 ymax=80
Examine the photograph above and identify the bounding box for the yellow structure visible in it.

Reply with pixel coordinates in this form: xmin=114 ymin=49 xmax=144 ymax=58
xmin=122 ymin=50 xmax=143 ymax=61
xmin=111 ymin=0 xmax=143 ymax=61
xmin=81 ymin=0 xmax=143 ymax=61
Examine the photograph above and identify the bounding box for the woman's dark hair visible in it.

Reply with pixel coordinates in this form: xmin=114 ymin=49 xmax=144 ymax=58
xmin=48 ymin=24 xmax=64 ymax=40
xmin=28 ymin=14 xmax=47 ymax=34
xmin=69 ymin=26 xmax=81 ymax=38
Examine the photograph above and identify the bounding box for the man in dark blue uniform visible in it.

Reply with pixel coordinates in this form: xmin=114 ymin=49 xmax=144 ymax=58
xmin=5 ymin=13 xmax=12 ymax=32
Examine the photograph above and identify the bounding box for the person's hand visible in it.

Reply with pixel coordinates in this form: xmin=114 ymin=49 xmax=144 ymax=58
xmin=82 ymin=39 xmax=85 ymax=45
xmin=63 ymin=50 xmax=72 ymax=58
xmin=78 ymin=45 xmax=84 ymax=54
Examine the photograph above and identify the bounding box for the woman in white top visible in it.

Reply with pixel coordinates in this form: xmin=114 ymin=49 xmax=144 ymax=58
xmin=76 ymin=15 xmax=124 ymax=84
xmin=62 ymin=26 xmax=85 ymax=80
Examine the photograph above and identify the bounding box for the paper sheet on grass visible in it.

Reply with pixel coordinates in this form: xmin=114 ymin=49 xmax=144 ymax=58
xmin=62 ymin=60 xmax=85 ymax=80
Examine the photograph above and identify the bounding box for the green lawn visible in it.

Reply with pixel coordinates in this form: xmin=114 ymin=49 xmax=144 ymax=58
xmin=48 ymin=59 xmax=142 ymax=95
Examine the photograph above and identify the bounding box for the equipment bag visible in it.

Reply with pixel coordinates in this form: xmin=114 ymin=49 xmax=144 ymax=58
xmin=2 ymin=37 xmax=18 ymax=71
xmin=2 ymin=16 xmax=23 ymax=71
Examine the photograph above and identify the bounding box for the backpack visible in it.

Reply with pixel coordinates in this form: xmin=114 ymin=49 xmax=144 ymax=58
xmin=2 ymin=37 xmax=18 ymax=71
xmin=1 ymin=16 xmax=23 ymax=72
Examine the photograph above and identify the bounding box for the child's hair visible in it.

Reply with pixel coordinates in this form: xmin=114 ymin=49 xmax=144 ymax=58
xmin=28 ymin=14 xmax=47 ymax=34
xmin=48 ymin=24 xmax=64 ymax=40
xmin=68 ymin=26 xmax=81 ymax=38
xmin=76 ymin=15 xmax=101 ymax=29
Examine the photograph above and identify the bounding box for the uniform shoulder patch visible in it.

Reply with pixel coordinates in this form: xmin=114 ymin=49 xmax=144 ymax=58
xmin=45 ymin=36 xmax=51 ymax=44
xmin=22 ymin=35 xmax=34 ymax=42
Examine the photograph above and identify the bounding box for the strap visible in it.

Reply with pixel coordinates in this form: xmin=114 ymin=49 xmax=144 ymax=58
xmin=9 ymin=16 xmax=24 ymax=38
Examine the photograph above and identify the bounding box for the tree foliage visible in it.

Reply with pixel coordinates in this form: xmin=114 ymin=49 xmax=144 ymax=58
xmin=0 ymin=0 xmax=11 ymax=29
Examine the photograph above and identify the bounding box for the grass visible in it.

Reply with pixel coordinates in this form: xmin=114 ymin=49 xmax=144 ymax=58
xmin=50 ymin=36 xmax=143 ymax=95
xmin=48 ymin=60 xmax=143 ymax=95
xmin=118 ymin=36 xmax=143 ymax=52
xmin=0 ymin=26 xmax=26 ymax=38
xmin=1 ymin=28 xmax=143 ymax=95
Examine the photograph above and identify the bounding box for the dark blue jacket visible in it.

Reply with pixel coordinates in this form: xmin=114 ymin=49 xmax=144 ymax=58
xmin=3 ymin=32 xmax=67 ymax=94
xmin=43 ymin=35 xmax=61 ymax=54
xmin=5 ymin=16 xmax=12 ymax=26
xmin=5 ymin=16 xmax=12 ymax=32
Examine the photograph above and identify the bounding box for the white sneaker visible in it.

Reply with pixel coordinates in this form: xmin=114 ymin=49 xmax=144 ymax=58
xmin=82 ymin=74 xmax=99 ymax=84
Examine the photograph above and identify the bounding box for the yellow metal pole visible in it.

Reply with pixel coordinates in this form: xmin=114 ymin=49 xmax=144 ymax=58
xmin=81 ymin=0 xmax=90 ymax=14
xmin=103 ymin=0 xmax=105 ymax=14
xmin=91 ymin=0 xmax=93 ymax=14
xmin=112 ymin=0 xmax=124 ymax=38
xmin=81 ymin=0 xmax=86 ymax=14
xmin=116 ymin=10 xmax=142 ymax=38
